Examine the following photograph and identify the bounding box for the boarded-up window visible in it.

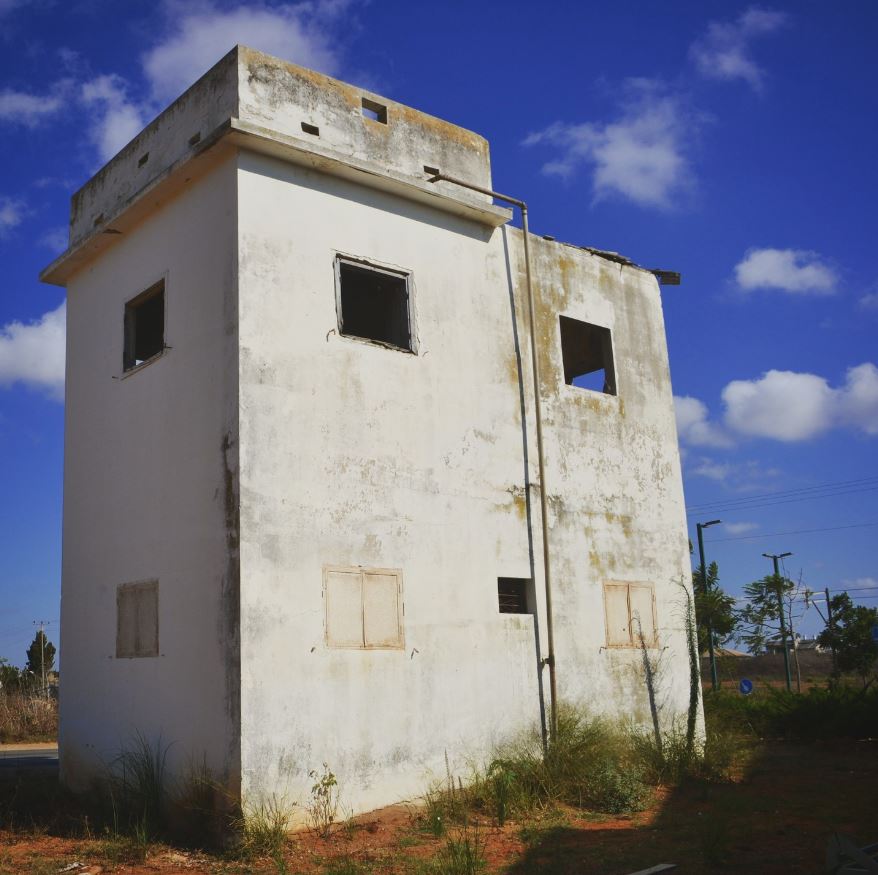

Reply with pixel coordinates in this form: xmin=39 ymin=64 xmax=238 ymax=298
xmin=603 ymin=582 xmax=658 ymax=648
xmin=324 ymin=566 xmax=403 ymax=649
xmin=117 ymin=581 xmax=159 ymax=658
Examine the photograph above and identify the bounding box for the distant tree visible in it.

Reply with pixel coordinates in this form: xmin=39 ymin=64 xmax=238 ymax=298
xmin=739 ymin=573 xmax=797 ymax=654
xmin=25 ymin=631 xmax=56 ymax=687
xmin=692 ymin=561 xmax=737 ymax=654
xmin=0 ymin=658 xmax=22 ymax=693
xmin=818 ymin=593 xmax=878 ymax=689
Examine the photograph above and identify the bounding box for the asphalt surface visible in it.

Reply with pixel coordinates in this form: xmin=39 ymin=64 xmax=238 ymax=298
xmin=0 ymin=745 xmax=59 ymax=776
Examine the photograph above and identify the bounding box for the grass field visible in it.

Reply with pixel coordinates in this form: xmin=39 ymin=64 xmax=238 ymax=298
xmin=1 ymin=689 xmax=876 ymax=874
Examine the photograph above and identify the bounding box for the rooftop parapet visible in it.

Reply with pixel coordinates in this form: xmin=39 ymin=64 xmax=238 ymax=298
xmin=46 ymin=46 xmax=503 ymax=285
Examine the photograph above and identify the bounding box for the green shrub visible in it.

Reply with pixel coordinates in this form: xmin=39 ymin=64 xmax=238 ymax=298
xmin=704 ymin=684 xmax=878 ymax=740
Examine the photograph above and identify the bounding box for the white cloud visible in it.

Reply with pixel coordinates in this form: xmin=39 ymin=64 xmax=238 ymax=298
xmin=724 ymin=521 xmax=759 ymax=535
xmin=734 ymin=248 xmax=837 ymax=295
xmin=859 ymin=291 xmax=878 ymax=311
xmin=843 ymin=577 xmax=878 ymax=589
xmin=80 ymin=75 xmax=147 ymax=163
xmin=674 ymin=395 xmax=733 ymax=447
xmin=523 ymin=81 xmax=692 ymax=209
xmin=691 ymin=459 xmax=731 ymax=482
xmin=40 ymin=226 xmax=68 ymax=253
xmin=722 ymin=364 xmax=878 ymax=441
xmin=690 ymin=7 xmax=788 ymax=91
xmin=0 ymin=302 xmax=66 ymax=401
xmin=142 ymin=1 xmax=343 ymax=103
xmin=0 ymin=88 xmax=65 ymax=127
xmin=0 ymin=198 xmax=24 ymax=235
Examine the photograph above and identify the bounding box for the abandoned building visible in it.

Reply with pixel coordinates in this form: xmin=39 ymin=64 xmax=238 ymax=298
xmin=41 ymin=46 xmax=697 ymax=819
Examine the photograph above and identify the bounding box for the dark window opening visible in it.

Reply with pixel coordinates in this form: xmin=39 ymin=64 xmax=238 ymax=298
xmin=188 ymin=131 xmax=202 ymax=146
xmin=137 ymin=152 xmax=149 ymax=167
xmin=498 ymin=578 xmax=530 ymax=614
xmin=301 ymin=122 xmax=320 ymax=136
xmin=124 ymin=280 xmax=165 ymax=371
xmin=337 ymin=259 xmax=412 ymax=351
xmin=361 ymin=97 xmax=388 ymax=124
xmin=559 ymin=315 xmax=616 ymax=395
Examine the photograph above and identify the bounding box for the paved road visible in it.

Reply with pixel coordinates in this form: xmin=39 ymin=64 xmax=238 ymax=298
xmin=0 ymin=745 xmax=58 ymax=775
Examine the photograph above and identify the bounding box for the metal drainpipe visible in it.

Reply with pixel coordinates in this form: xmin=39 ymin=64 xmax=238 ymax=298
xmin=428 ymin=172 xmax=558 ymax=741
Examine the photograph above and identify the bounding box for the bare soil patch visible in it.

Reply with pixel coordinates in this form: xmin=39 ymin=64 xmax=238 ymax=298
xmin=2 ymin=739 xmax=876 ymax=874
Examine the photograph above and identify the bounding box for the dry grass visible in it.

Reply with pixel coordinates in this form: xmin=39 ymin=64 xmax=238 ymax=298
xmin=0 ymin=694 xmax=57 ymax=743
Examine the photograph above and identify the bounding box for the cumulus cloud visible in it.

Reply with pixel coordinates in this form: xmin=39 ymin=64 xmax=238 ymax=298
xmin=724 ymin=521 xmax=759 ymax=535
xmin=690 ymin=458 xmax=731 ymax=481
xmin=523 ymin=81 xmax=693 ymax=209
xmin=723 ymin=364 xmax=878 ymax=441
xmin=0 ymin=198 xmax=24 ymax=235
xmin=40 ymin=226 xmax=68 ymax=253
xmin=674 ymin=395 xmax=733 ymax=447
xmin=0 ymin=302 xmax=66 ymax=400
xmin=842 ymin=577 xmax=878 ymax=593
xmin=142 ymin=1 xmax=344 ymax=103
xmin=0 ymin=88 xmax=65 ymax=127
xmin=859 ymin=291 xmax=878 ymax=311
xmin=690 ymin=7 xmax=788 ymax=91
xmin=734 ymin=248 xmax=837 ymax=295
xmin=80 ymin=75 xmax=147 ymax=163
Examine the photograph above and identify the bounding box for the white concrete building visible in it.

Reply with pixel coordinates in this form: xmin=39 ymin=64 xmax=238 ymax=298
xmin=42 ymin=46 xmax=696 ymax=820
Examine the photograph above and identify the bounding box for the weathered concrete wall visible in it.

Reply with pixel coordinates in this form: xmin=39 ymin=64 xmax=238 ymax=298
xmin=59 ymin=156 xmax=240 ymax=795
xmin=236 ymin=148 xmax=694 ymax=819
xmin=515 ymin=233 xmax=694 ymax=722
xmin=236 ymin=152 xmax=541 ymax=819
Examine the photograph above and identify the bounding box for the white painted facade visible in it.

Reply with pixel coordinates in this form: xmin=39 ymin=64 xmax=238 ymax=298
xmin=44 ymin=46 xmax=696 ymax=821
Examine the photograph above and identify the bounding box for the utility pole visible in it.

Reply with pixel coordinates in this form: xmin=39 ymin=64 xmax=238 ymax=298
xmin=762 ymin=553 xmax=793 ymax=692
xmin=825 ymin=586 xmax=837 ymax=676
xmin=696 ymin=520 xmax=722 ymax=691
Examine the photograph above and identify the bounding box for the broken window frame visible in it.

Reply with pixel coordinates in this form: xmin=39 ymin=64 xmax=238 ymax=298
xmin=116 ymin=580 xmax=159 ymax=658
xmin=558 ymin=314 xmax=617 ymax=396
xmin=602 ymin=581 xmax=658 ymax=649
xmin=122 ymin=277 xmax=167 ymax=374
xmin=333 ymin=255 xmax=416 ymax=354
xmin=323 ymin=565 xmax=405 ymax=650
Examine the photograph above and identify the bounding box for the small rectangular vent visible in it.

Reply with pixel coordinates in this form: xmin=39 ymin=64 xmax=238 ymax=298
xmin=361 ymin=97 xmax=388 ymax=124
xmin=301 ymin=122 xmax=320 ymax=136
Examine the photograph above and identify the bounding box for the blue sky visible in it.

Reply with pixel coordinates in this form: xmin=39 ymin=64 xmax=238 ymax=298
xmin=1 ymin=0 xmax=876 ymax=666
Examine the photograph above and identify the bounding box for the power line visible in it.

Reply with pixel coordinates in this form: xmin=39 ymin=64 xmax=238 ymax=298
xmin=705 ymin=521 xmax=878 ymax=543
xmin=686 ymin=475 xmax=878 ymax=511
xmin=686 ymin=484 xmax=878 ymax=515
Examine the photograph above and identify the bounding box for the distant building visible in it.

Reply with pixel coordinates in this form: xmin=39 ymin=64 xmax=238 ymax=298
xmin=765 ymin=634 xmax=826 ymax=654
xmin=42 ymin=46 xmax=697 ymax=821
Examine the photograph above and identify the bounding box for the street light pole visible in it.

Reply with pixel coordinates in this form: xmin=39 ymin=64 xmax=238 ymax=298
xmin=696 ymin=519 xmax=722 ymax=692
xmin=763 ymin=552 xmax=793 ymax=692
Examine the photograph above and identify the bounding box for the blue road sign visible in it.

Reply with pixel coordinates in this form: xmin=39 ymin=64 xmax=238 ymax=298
xmin=739 ymin=678 xmax=754 ymax=695
xmin=872 ymin=625 xmax=878 ymax=644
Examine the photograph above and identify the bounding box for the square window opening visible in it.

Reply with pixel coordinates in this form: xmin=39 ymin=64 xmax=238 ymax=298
xmin=498 ymin=577 xmax=532 ymax=614
xmin=116 ymin=580 xmax=159 ymax=658
xmin=337 ymin=259 xmax=412 ymax=352
xmin=361 ymin=98 xmax=388 ymax=123
xmin=559 ymin=315 xmax=616 ymax=395
xmin=124 ymin=280 xmax=165 ymax=371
